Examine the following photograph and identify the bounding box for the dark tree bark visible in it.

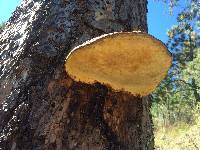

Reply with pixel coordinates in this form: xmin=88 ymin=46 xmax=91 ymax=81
xmin=192 ymin=78 xmax=200 ymax=103
xmin=0 ymin=0 xmax=154 ymax=149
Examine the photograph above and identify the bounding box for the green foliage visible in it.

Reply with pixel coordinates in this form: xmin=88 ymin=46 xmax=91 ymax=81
xmin=152 ymin=1 xmax=200 ymax=127
xmin=0 ymin=22 xmax=5 ymax=30
xmin=161 ymin=0 xmax=198 ymax=14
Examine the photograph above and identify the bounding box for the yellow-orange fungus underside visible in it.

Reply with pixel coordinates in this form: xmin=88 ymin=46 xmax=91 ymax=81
xmin=65 ymin=32 xmax=172 ymax=96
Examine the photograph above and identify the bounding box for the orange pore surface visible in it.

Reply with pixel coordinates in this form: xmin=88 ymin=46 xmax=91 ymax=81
xmin=65 ymin=32 xmax=172 ymax=96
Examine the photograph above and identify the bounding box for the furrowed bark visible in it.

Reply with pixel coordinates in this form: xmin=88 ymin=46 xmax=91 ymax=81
xmin=0 ymin=0 xmax=154 ymax=149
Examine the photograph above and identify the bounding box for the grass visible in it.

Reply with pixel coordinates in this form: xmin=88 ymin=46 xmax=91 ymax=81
xmin=154 ymin=121 xmax=200 ymax=150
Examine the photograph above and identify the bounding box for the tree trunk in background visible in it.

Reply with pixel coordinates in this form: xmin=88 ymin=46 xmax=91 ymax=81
xmin=0 ymin=0 xmax=154 ymax=149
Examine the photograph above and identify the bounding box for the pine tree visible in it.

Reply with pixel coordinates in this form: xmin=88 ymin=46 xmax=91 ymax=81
xmin=152 ymin=1 xmax=200 ymax=125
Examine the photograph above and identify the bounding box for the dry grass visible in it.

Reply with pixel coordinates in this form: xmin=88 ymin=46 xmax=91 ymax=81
xmin=154 ymin=122 xmax=200 ymax=150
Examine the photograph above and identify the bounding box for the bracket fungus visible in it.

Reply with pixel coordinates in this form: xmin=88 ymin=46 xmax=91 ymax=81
xmin=65 ymin=32 xmax=172 ymax=96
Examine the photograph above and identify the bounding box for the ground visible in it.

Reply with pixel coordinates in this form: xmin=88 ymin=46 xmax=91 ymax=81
xmin=154 ymin=122 xmax=200 ymax=150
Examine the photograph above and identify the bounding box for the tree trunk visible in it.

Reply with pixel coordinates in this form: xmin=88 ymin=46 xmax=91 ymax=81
xmin=0 ymin=0 xmax=154 ymax=149
xmin=192 ymin=78 xmax=200 ymax=103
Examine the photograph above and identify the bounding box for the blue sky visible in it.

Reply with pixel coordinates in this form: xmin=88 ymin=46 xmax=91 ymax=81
xmin=0 ymin=0 xmax=180 ymax=43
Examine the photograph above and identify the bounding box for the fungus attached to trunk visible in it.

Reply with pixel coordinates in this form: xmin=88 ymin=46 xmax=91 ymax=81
xmin=65 ymin=32 xmax=172 ymax=96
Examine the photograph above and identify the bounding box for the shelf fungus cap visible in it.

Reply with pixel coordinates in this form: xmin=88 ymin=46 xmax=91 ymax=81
xmin=65 ymin=32 xmax=172 ymax=96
